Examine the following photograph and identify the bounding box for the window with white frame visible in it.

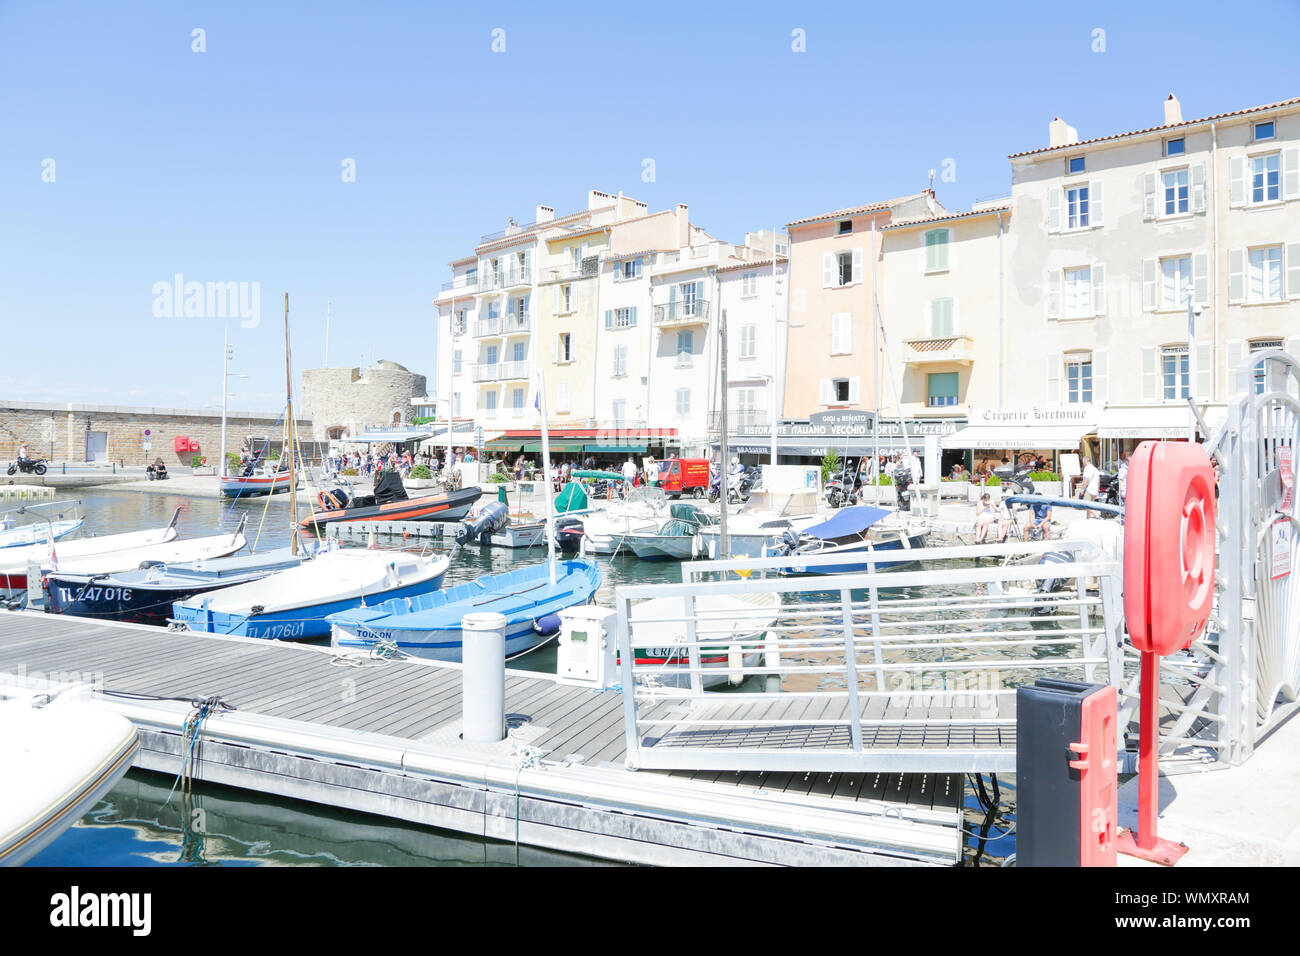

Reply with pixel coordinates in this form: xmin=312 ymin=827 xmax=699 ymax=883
xmin=484 ymin=344 xmax=499 ymax=365
xmin=619 ymin=258 xmax=641 ymax=280
xmin=676 ymin=330 xmax=693 ymax=367
xmin=830 ymin=312 xmax=852 ymax=355
xmin=739 ymin=324 xmax=757 ymax=358
xmin=1160 ymin=256 xmax=1192 ymax=309
xmin=511 ymin=341 xmax=527 ymax=363
xmin=675 ymin=388 xmax=691 ymax=416
xmin=929 ymin=298 xmax=954 ymax=337
xmin=557 ymin=332 xmax=572 ymax=363
xmin=1161 ymin=346 xmax=1190 ymax=400
xmin=560 ymin=284 xmax=572 ymax=313
xmin=1250 ymin=338 xmax=1285 ymax=394
xmin=837 ymin=251 xmax=854 ymax=286
xmin=1163 ymin=168 xmax=1189 ymax=215
xmin=1251 ymin=154 xmax=1280 ymax=204
xmin=614 ymin=307 xmax=632 ymax=328
xmin=1064 ymin=267 xmax=1092 ymax=317
xmin=1065 ymin=354 xmax=1093 ymax=404
xmin=1065 ymin=184 xmax=1090 ymax=229
xmin=613 ymin=345 xmax=628 ymax=376
xmin=833 ymin=379 xmax=850 ymax=404
xmin=1249 ymin=246 xmax=1283 ymax=302
xmin=927 ymin=372 xmax=958 ymax=407
xmin=556 ymin=381 xmax=571 ymax=413
xmin=838 ymin=219 xmax=853 ymax=235
xmin=452 ymin=349 xmax=462 ymax=374
xmin=925 ymin=229 xmax=950 ymax=272
xmin=1067 ymin=156 xmax=1085 ymax=174
xmin=511 ymin=387 xmax=526 ymax=412
xmin=680 ymin=281 xmax=698 ymax=315
xmin=455 ymin=308 xmax=467 ymax=334
xmin=741 ymin=272 xmax=758 ymax=297
xmin=484 ymin=390 xmax=498 ymax=412
xmin=1254 ymin=120 xmax=1276 ymax=142
xmin=1165 ymin=137 xmax=1185 ymax=156
xmin=487 ymin=300 xmax=500 ymax=320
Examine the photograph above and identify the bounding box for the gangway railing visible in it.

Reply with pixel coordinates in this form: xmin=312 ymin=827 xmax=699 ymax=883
xmin=614 ymin=540 xmax=1124 ymax=773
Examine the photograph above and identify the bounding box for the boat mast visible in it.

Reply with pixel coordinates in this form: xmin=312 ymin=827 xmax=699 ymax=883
xmin=536 ymin=367 xmax=557 ymax=585
xmin=284 ymin=293 xmax=299 ymax=556
xmin=717 ymin=308 xmax=729 ymax=558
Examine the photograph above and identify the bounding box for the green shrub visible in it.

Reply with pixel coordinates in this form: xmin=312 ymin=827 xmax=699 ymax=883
xmin=225 ymin=452 xmax=241 ymax=473
xmin=488 ymin=472 xmax=509 ymax=483
xmin=1028 ymin=470 xmax=1061 ymax=481
xmin=410 ymin=464 xmax=431 ymax=479
xmin=983 ymin=475 xmax=1001 ymax=486
xmin=341 ymin=467 xmax=359 ymax=477
xmin=190 ymin=453 xmax=203 ymax=468
xmin=866 ymin=475 xmax=893 ymax=486
xmin=820 ymin=449 xmax=841 ymax=484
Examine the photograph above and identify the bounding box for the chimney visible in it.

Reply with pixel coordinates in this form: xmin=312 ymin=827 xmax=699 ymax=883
xmin=1164 ymin=93 xmax=1183 ymax=126
xmin=536 ymin=204 xmax=554 ymax=223
xmin=676 ymin=203 xmax=690 ymax=248
xmin=616 ymin=190 xmax=624 ymax=222
xmin=1048 ymin=116 xmax=1079 ymax=148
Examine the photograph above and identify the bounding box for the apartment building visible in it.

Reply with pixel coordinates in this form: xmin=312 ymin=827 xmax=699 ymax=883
xmin=998 ymin=94 xmax=1300 ymax=458
xmin=782 ymin=192 xmax=946 ymax=423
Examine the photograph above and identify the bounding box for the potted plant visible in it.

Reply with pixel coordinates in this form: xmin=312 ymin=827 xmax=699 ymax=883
xmin=406 ymin=463 xmax=435 ymax=489
xmin=190 ymin=453 xmax=216 ymax=477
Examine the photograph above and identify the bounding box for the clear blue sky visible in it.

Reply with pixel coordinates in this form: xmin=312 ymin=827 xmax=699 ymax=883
xmin=2 ymin=0 xmax=1297 ymax=411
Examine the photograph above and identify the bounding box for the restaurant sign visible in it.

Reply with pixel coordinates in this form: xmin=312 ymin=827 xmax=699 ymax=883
xmin=968 ymin=405 xmax=1099 ymax=426
xmin=734 ymin=410 xmax=958 ymax=440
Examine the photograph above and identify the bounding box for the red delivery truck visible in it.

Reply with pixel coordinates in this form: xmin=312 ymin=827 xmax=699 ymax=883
xmin=657 ymin=457 xmax=710 ymax=498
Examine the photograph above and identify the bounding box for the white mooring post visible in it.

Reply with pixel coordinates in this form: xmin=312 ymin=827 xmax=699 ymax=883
xmin=461 ymin=612 xmax=507 ymax=743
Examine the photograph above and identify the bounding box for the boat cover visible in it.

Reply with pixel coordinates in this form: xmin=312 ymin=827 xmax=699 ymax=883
xmin=801 ymin=505 xmax=891 ymax=540
xmin=555 ymin=483 xmax=588 ymax=513
xmin=373 ymin=471 xmax=408 ymax=504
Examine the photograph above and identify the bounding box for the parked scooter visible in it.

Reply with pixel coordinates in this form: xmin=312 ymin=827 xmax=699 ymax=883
xmin=1097 ymin=469 xmax=1121 ymax=505
xmin=825 ymin=467 xmax=864 ymax=509
xmin=992 ymin=462 xmax=1036 ymax=495
xmin=892 ymin=464 xmax=915 ymax=512
xmin=708 ymin=467 xmax=755 ymax=504
xmin=7 ymin=456 xmax=48 ymax=476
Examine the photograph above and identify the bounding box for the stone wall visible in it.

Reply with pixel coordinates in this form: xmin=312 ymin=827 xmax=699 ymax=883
xmin=0 ymin=401 xmax=312 ymax=466
xmin=301 ymin=360 xmax=427 ymax=441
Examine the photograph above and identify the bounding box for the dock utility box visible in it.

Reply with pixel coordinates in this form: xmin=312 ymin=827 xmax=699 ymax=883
xmin=656 ymin=457 xmax=710 ymax=499
xmin=556 ymin=606 xmax=618 ymax=687
xmin=1016 ymin=679 xmax=1118 ymax=867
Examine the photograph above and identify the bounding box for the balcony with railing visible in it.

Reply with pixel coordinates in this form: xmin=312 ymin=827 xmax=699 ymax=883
xmin=473 ymin=313 xmax=530 ymax=337
xmin=903 ymin=334 xmax=975 ymax=365
xmin=544 ymin=256 xmax=601 ymax=282
xmin=502 ymin=267 xmax=532 ymax=289
xmin=708 ymin=410 xmax=771 ymax=431
xmin=653 ymin=299 xmax=711 ymax=327
xmin=439 ymin=273 xmax=481 ymax=295
xmin=472 ymin=360 xmax=530 ymax=383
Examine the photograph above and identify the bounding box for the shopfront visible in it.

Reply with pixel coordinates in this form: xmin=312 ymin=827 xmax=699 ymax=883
xmin=713 ymin=410 xmax=965 ymax=471
xmin=942 ymin=406 xmax=1100 ymax=476
xmin=1095 ymin=404 xmax=1226 ymax=466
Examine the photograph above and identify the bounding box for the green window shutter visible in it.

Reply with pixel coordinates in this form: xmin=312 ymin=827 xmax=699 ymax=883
xmin=629 ymin=306 xmax=637 ymax=326
xmin=605 ymin=310 xmax=613 ymax=330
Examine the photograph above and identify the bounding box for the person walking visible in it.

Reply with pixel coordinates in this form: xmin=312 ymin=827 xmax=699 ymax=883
xmin=1117 ymin=453 xmax=1129 ymax=504
xmin=1080 ymin=456 xmax=1100 ymax=507
xmin=621 ymin=456 xmax=637 ymax=496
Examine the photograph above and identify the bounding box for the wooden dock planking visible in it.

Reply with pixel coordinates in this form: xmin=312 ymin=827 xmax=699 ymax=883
xmin=0 ymin=611 xmax=964 ymax=866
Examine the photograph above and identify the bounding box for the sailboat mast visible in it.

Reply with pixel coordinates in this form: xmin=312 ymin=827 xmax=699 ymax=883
xmin=536 ymin=367 xmax=557 ymax=585
xmin=284 ymin=293 xmax=299 ymax=556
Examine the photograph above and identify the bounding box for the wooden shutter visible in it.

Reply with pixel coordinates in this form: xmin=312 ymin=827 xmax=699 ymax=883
xmin=822 ymin=253 xmax=834 ymax=288
xmin=628 ymin=306 xmax=637 ymax=327
xmin=1090 ymin=180 xmax=1103 ymax=227
xmin=842 ymin=312 xmax=852 ymax=353
xmin=552 ymin=285 xmax=559 ymax=313
xmin=1286 ymin=242 xmax=1300 ymax=299
xmin=1283 ymin=147 xmax=1300 ymax=201
xmin=1045 ymin=353 xmax=1060 ymax=403
xmin=1228 ymin=248 xmax=1246 ymax=304
xmin=557 ymin=382 xmax=570 ymax=413
xmin=1196 ymin=344 xmax=1212 ymax=400
xmin=605 ymin=309 xmax=613 ymax=330
xmin=1140 ymin=347 xmax=1157 ymax=402
xmin=1229 ymin=156 xmax=1245 ymax=207
xmin=852 ymin=248 xmax=863 ymax=285
xmin=848 ymin=377 xmax=861 ymax=405
xmin=1191 ymin=163 xmax=1207 ymax=213
xmin=1226 ymin=340 xmax=1245 ymax=395
xmin=1092 ymin=264 xmax=1106 ymax=316
xmin=819 ymin=379 xmax=832 ymax=405
xmin=551 ymin=334 xmax=558 ymax=364
xmin=1142 ymin=258 xmax=1157 ymax=311
xmin=1048 ymin=187 xmax=1061 ymax=232
xmin=1143 ymin=172 xmax=1157 ymax=220
xmin=1046 ymin=271 xmax=1061 ymax=318
xmin=1193 ymin=253 xmax=1209 ymax=305
xmin=1092 ymin=350 xmax=1108 ymax=404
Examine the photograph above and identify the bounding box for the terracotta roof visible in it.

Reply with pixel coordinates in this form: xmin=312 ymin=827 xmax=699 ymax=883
xmin=1008 ymin=96 xmax=1300 ymax=159
xmin=716 ymin=256 xmax=788 ymax=273
xmin=547 ymin=225 xmax=609 ymax=243
xmin=884 ymin=205 xmax=1011 ymax=230
xmin=473 ymin=206 xmax=614 ymax=253
xmin=786 ymin=192 xmax=932 ymax=228
xmin=603 ymin=248 xmax=675 ymax=262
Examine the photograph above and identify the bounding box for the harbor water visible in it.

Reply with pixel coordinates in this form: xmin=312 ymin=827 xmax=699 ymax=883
xmin=18 ymin=488 xmax=1023 ymax=865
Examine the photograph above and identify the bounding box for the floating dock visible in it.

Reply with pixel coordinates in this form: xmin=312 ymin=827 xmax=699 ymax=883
xmin=0 ymin=611 xmax=964 ymax=866
xmin=0 ymin=484 xmax=56 ymax=501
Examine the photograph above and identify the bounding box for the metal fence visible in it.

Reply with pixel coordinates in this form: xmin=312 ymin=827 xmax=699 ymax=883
xmin=614 ymin=540 xmax=1124 ymax=773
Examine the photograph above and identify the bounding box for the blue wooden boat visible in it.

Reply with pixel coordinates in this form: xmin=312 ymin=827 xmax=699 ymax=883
xmin=44 ymin=545 xmax=312 ymax=628
xmin=328 ymin=559 xmax=602 ymax=662
xmin=769 ymin=506 xmax=930 ymax=575
xmin=171 ymin=550 xmax=450 ymax=640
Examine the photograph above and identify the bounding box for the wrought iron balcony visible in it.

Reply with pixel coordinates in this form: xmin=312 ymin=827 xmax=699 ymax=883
xmin=544 ymin=256 xmax=600 ymax=282
xmin=653 ymin=299 xmax=711 ymax=327
xmin=903 ymin=334 xmax=975 ymax=365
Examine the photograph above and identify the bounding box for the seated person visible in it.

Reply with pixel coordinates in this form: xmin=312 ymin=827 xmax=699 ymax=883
xmin=146 ymin=457 xmax=168 ymax=479
xmin=973 ymin=493 xmax=996 ymax=543
xmin=1021 ymin=499 xmax=1053 ymax=539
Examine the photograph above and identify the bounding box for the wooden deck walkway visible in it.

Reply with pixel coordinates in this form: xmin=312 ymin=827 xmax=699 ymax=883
xmin=0 ymin=610 xmax=965 ymax=866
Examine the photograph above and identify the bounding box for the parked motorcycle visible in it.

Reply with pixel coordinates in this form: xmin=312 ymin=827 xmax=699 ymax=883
xmin=992 ymin=462 xmax=1036 ymax=495
xmin=1098 ymin=469 xmax=1121 ymax=505
xmin=825 ymin=467 xmax=864 ymax=509
xmin=892 ymin=465 xmax=915 ymax=512
xmin=709 ymin=468 xmax=755 ymax=504
xmin=7 ymin=457 xmax=48 ymax=476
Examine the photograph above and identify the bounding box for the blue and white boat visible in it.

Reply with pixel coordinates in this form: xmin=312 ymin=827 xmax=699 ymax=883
xmin=328 ymin=558 xmax=602 ymax=661
xmin=768 ymin=506 xmax=930 ymax=575
xmin=172 ymin=549 xmax=450 ymax=640
xmin=44 ymin=543 xmax=315 ymax=628
xmin=0 ymin=517 xmax=84 ymax=550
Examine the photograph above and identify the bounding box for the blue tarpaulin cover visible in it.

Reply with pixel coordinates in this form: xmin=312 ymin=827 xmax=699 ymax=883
xmin=801 ymin=505 xmax=891 ymax=539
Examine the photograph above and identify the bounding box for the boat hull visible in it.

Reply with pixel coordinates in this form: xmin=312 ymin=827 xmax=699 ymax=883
xmin=301 ymin=487 xmax=482 ymax=530
xmin=624 ymin=534 xmax=697 ymax=561
xmin=219 ymin=473 xmax=295 ymax=497
xmin=778 ymin=530 xmax=930 ymax=575
xmin=0 ymin=518 xmax=84 ymax=550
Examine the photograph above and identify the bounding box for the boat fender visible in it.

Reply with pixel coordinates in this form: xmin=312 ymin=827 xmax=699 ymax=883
xmin=533 ymin=613 xmax=562 ymax=636
xmin=728 ymin=644 xmax=745 ymax=685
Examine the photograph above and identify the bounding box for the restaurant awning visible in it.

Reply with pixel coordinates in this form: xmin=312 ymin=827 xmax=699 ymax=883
xmin=344 ymin=428 xmax=437 ymax=444
xmin=1096 ymin=405 xmax=1225 ymax=439
xmin=712 ymin=436 xmax=931 ymax=457
xmin=585 ymin=443 xmax=646 ymax=454
xmin=941 ymin=423 xmax=1094 ymax=450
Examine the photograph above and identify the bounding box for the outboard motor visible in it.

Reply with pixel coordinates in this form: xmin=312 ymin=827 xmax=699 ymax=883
xmin=777 ymin=528 xmax=802 ymax=556
xmin=554 ymin=516 xmax=584 ymax=554
xmin=455 ymin=501 xmax=509 ymax=546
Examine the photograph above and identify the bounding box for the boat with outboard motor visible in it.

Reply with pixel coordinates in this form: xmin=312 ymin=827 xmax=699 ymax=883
xmin=765 ymin=505 xmax=930 ymax=574
xmin=623 ymin=503 xmax=718 ymax=561
xmin=171 ymin=548 xmax=449 ymax=639
xmin=627 ymin=591 xmax=779 ymax=688
xmin=300 ymin=471 xmax=481 ymax=531
xmin=328 ymin=558 xmax=602 ymax=661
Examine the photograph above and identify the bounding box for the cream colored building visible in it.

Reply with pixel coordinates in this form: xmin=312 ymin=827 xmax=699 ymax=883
xmin=1002 ymin=94 xmax=1300 ymax=455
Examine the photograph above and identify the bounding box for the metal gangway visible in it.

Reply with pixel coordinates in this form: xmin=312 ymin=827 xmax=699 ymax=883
xmin=613 ymin=541 xmax=1125 ymax=773
xmin=1153 ymin=348 xmax=1300 ymax=773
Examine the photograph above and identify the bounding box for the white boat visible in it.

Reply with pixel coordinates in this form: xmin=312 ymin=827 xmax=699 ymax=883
xmin=0 ymin=695 xmax=139 ymax=866
xmin=0 ymin=508 xmax=182 ymax=603
xmin=581 ymin=491 xmax=667 ymax=555
xmin=172 ymin=549 xmax=450 ymax=640
xmin=0 ymin=517 xmax=84 ymax=549
xmin=623 ymin=503 xmax=717 ymax=561
xmin=697 ymin=490 xmax=821 ymax=559
xmin=628 ymin=591 xmax=779 ymax=688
